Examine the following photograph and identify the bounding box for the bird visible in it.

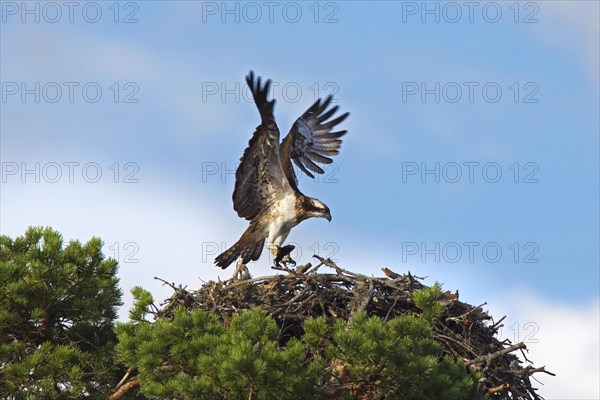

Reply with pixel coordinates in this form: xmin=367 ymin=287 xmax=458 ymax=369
xmin=215 ymin=71 xmax=349 ymax=277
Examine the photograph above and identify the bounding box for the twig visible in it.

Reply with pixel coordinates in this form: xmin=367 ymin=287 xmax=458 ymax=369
xmin=522 ymin=366 xmax=556 ymax=377
xmin=491 ymin=315 xmax=506 ymax=331
xmin=296 ymin=262 xmax=313 ymax=273
xmin=115 ymin=367 xmax=133 ymax=390
xmin=108 ymin=377 xmax=138 ymax=400
xmin=312 ymin=254 xmax=340 ymax=271
xmin=446 ymin=302 xmax=487 ymax=324
xmin=222 ymin=275 xmax=283 ymax=290
xmin=346 ymin=280 xmax=375 ymax=331
xmin=467 ymin=342 xmax=527 ymax=366
xmin=383 ymin=296 xmax=399 ymax=323
xmin=154 ymin=276 xmax=181 ymax=291
xmin=271 ymin=264 xmax=296 ymax=274
xmin=270 ymin=286 xmax=311 ymax=317
xmin=381 ymin=267 xmax=401 ymax=280
xmin=487 ymin=383 xmax=510 ymax=394
xmin=520 ymin=347 xmax=534 ymax=364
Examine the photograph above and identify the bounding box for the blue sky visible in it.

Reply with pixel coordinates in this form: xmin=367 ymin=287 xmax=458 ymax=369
xmin=1 ymin=1 xmax=598 ymax=398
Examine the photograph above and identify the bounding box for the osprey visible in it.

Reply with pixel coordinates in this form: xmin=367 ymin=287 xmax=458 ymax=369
xmin=215 ymin=71 xmax=349 ymax=273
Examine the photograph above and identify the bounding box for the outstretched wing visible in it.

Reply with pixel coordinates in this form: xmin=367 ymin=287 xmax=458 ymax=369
xmin=232 ymin=71 xmax=290 ymax=221
xmin=280 ymin=96 xmax=349 ymax=189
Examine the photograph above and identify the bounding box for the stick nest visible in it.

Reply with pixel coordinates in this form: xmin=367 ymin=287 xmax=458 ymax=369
xmin=155 ymin=256 xmax=553 ymax=400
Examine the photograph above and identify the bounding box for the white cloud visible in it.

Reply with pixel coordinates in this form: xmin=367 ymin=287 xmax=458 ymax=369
xmin=533 ymin=1 xmax=600 ymax=83
xmin=487 ymin=290 xmax=600 ymax=399
xmin=0 ymin=177 xmax=241 ymax=320
xmin=1 ymin=25 xmax=240 ymax=149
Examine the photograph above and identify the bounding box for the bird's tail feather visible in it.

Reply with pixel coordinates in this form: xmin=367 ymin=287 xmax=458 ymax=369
xmin=215 ymin=238 xmax=265 ymax=269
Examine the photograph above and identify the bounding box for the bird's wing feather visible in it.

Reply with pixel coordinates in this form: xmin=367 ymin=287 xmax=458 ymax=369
xmin=280 ymin=95 xmax=349 ymax=188
xmin=233 ymin=71 xmax=290 ymax=221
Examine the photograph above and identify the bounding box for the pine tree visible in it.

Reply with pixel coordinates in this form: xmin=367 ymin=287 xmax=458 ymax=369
xmin=0 ymin=227 xmax=123 ymax=399
xmin=115 ymin=285 xmax=485 ymax=399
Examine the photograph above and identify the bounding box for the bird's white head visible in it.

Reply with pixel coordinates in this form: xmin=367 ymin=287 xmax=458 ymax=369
xmin=305 ymin=197 xmax=331 ymax=222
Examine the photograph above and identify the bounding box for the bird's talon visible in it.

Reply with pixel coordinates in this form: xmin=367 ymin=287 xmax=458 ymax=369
xmin=274 ymin=244 xmax=296 ymax=266
xmin=232 ymin=259 xmax=251 ymax=280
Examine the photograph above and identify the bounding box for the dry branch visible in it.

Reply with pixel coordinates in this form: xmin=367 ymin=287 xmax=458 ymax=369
xmin=108 ymin=377 xmax=139 ymax=400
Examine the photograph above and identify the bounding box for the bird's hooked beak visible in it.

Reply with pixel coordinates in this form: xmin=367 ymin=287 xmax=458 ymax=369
xmin=309 ymin=198 xmax=331 ymax=222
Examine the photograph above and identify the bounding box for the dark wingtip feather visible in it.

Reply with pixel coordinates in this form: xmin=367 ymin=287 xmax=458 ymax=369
xmin=316 ymin=105 xmax=339 ymax=123
xmin=307 ymin=151 xmax=333 ymax=164
xmin=322 ymin=112 xmax=349 ymax=129
xmin=320 ymin=95 xmax=333 ymax=110
xmin=245 ymin=71 xmax=276 ymax=119
xmin=293 ymin=158 xmax=315 ymax=178
xmin=304 ymin=98 xmax=322 ymax=116
xmin=316 ymin=130 xmax=347 ymax=139
xmin=302 ymin=156 xmax=325 ymax=174
xmin=338 ymin=112 xmax=350 ymax=122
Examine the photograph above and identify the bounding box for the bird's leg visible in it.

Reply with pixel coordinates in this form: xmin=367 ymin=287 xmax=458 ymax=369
xmin=232 ymin=258 xmax=251 ymax=280
xmin=274 ymin=244 xmax=296 ymax=267
xmin=267 ymin=242 xmax=279 ymax=257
